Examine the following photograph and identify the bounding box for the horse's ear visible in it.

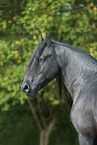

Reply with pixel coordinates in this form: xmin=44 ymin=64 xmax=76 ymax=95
xmin=41 ymin=34 xmax=44 ymax=42
xmin=46 ymin=32 xmax=51 ymax=47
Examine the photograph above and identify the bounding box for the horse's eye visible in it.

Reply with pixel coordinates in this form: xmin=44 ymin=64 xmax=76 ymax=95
xmin=39 ymin=58 xmax=45 ymax=62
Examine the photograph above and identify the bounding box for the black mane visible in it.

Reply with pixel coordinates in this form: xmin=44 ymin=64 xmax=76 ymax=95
xmin=24 ymin=41 xmax=46 ymax=74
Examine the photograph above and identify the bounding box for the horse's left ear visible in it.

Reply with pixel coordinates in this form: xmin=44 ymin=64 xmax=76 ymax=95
xmin=46 ymin=32 xmax=51 ymax=47
xmin=41 ymin=34 xmax=44 ymax=42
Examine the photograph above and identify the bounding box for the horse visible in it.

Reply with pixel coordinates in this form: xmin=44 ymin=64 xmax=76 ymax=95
xmin=21 ymin=32 xmax=97 ymax=145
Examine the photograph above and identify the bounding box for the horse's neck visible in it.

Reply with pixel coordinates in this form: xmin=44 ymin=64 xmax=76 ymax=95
xmin=54 ymin=42 xmax=97 ymax=101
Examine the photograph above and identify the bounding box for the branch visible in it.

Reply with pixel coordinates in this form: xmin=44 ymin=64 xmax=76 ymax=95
xmin=47 ymin=117 xmax=56 ymax=136
xmin=37 ymin=100 xmax=47 ymax=129
xmin=27 ymin=99 xmax=42 ymax=131
xmin=45 ymin=117 xmax=56 ymax=145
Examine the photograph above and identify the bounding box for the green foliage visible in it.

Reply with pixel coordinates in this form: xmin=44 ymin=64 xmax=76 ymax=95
xmin=19 ymin=0 xmax=70 ymax=39
xmin=0 ymin=38 xmax=36 ymax=111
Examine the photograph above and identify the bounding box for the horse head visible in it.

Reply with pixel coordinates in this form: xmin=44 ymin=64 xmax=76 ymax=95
xmin=21 ymin=32 xmax=59 ymax=97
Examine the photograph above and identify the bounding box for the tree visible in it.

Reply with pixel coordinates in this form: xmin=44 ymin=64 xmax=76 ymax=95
xmin=27 ymin=93 xmax=57 ymax=145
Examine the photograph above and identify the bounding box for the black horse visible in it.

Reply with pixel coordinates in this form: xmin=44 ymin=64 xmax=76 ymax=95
xmin=21 ymin=32 xmax=97 ymax=145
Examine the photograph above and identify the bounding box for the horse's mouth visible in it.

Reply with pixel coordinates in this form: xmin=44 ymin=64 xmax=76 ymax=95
xmin=31 ymin=88 xmax=39 ymax=97
xmin=24 ymin=87 xmax=39 ymax=97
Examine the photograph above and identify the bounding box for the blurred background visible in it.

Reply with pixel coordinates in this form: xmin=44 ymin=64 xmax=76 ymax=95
xmin=0 ymin=0 xmax=97 ymax=145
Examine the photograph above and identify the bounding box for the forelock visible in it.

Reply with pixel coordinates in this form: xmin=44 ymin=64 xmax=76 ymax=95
xmin=37 ymin=41 xmax=46 ymax=57
xmin=24 ymin=41 xmax=46 ymax=74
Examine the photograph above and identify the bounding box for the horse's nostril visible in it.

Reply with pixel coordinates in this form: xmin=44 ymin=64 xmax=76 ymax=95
xmin=23 ymin=84 xmax=30 ymax=93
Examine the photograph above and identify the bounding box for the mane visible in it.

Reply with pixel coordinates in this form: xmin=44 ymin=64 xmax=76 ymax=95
xmin=56 ymin=76 xmax=72 ymax=107
xmin=52 ymin=40 xmax=97 ymax=72
xmin=24 ymin=41 xmax=46 ymax=74
xmin=24 ymin=54 xmax=34 ymax=74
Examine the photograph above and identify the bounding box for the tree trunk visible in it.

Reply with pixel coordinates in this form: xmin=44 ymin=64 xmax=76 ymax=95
xmin=40 ymin=118 xmax=56 ymax=145
xmin=27 ymin=99 xmax=56 ymax=145
xmin=40 ymin=130 xmax=45 ymax=145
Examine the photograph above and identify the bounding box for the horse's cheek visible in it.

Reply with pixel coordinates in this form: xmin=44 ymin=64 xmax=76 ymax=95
xmin=43 ymin=59 xmax=58 ymax=79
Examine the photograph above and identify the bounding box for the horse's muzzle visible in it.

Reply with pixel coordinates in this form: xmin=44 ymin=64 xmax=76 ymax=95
xmin=21 ymin=82 xmax=38 ymax=97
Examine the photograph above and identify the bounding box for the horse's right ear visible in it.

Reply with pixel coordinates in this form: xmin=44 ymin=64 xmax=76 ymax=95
xmin=41 ymin=34 xmax=44 ymax=42
xmin=46 ymin=32 xmax=51 ymax=47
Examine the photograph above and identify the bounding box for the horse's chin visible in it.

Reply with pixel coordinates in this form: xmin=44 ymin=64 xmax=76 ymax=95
xmin=25 ymin=88 xmax=39 ymax=97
